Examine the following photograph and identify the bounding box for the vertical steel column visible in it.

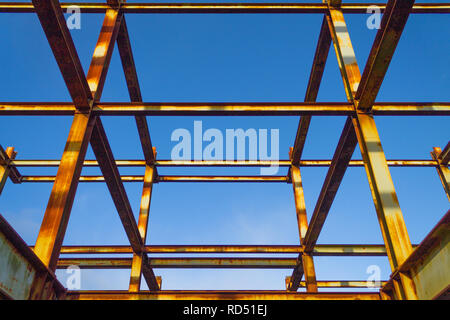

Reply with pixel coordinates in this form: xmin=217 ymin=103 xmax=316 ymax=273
xmin=325 ymin=1 xmax=417 ymax=299
xmin=0 ymin=147 xmax=17 ymax=195
xmin=287 ymin=160 xmax=318 ymax=292
xmin=129 ymin=150 xmax=160 ymax=291
xmin=431 ymin=146 xmax=450 ymax=201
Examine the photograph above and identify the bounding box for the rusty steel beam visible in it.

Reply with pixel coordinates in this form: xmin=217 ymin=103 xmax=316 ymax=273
xmin=356 ymin=0 xmax=415 ymax=111
xmin=327 ymin=7 xmax=361 ymax=101
xmin=116 ymin=17 xmax=157 ymax=168
xmin=41 ymin=244 xmax=417 ymax=255
xmin=0 ymin=214 xmax=66 ymax=300
xmin=90 ymin=118 xmax=143 ymax=252
xmin=352 ymin=113 xmax=418 ymax=300
xmin=292 ymin=16 xmax=332 ymax=165
xmin=286 ymin=278 xmax=387 ymax=289
xmin=80 ymin=10 xmax=159 ymax=293
xmin=1 ymin=3 xmax=449 ymax=14
xmin=303 ymin=118 xmax=358 ymax=252
xmin=33 ymin=7 xmax=121 ymax=271
xmin=58 ymin=245 xmax=304 ymax=254
xmin=129 ymin=164 xmax=159 ymax=292
xmin=1 ymin=102 xmax=450 ymax=115
xmin=21 ymin=175 xmax=289 ymax=183
xmin=0 ymin=147 xmax=19 ymax=194
xmin=351 ymin=0 xmax=418 ymax=299
xmin=287 ymin=163 xmax=317 ymax=292
xmin=431 ymin=147 xmax=450 ymax=201
xmin=31 ymin=0 xmax=92 ymax=109
xmin=33 ymin=112 xmax=96 ymax=271
xmin=67 ymin=290 xmax=381 ymax=300
xmin=300 ymin=5 xmax=363 ymax=252
xmin=325 ymin=2 xmax=418 ymax=300
xmin=10 ymin=159 xmax=439 ymax=168
xmin=86 ymin=9 xmax=123 ymax=101
xmin=96 ymin=102 xmax=352 ymax=116
xmin=383 ymin=210 xmax=450 ymax=299
xmin=398 ymin=210 xmax=449 ymax=274
xmin=298 ymin=280 xmax=387 ymax=288
xmin=57 ymin=257 xmax=299 ymax=269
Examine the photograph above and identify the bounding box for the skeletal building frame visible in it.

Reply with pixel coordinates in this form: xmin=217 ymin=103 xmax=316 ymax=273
xmin=0 ymin=0 xmax=449 ymax=300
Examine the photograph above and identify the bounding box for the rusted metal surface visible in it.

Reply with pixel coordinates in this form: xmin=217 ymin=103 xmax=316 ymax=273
xmin=37 ymin=244 xmax=415 ymax=255
xmin=287 ymin=163 xmax=318 ymax=292
xmin=31 ymin=0 xmax=92 ymax=109
xmin=287 ymin=279 xmax=387 ymax=289
xmin=384 ymin=210 xmax=450 ymax=300
xmin=0 ymin=0 xmax=448 ymax=300
xmin=10 ymin=159 xmax=439 ymax=168
xmin=348 ymin=1 xmax=419 ymax=291
xmin=67 ymin=290 xmax=381 ymax=300
xmin=33 ymin=112 xmax=96 ymax=271
xmin=291 ymin=16 xmax=331 ymax=165
xmin=1 ymin=2 xmax=449 ymax=14
xmin=353 ymin=113 xmax=417 ymax=300
xmin=356 ymin=0 xmax=415 ymax=111
xmin=1 ymin=102 xmax=450 ymax=115
xmin=303 ymin=118 xmax=358 ymax=252
xmin=33 ymin=3 xmax=123 ymax=271
xmin=300 ymin=4 xmax=362 ymax=254
xmin=0 ymin=214 xmax=65 ymax=300
xmin=400 ymin=210 xmax=449 ymax=299
xmin=324 ymin=1 xmax=418 ymax=300
xmin=116 ymin=16 xmax=157 ymax=170
xmin=129 ymin=163 xmax=159 ymax=292
xmin=90 ymin=118 xmax=144 ymax=252
xmin=86 ymin=9 xmax=123 ymax=101
xmin=21 ymin=175 xmax=289 ymax=183
xmin=57 ymin=257 xmax=299 ymax=269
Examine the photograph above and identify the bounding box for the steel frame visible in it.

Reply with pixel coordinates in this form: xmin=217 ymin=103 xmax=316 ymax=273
xmin=0 ymin=0 xmax=449 ymax=300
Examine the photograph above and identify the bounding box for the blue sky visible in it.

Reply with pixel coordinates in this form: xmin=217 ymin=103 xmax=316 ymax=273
xmin=0 ymin=1 xmax=449 ymax=291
